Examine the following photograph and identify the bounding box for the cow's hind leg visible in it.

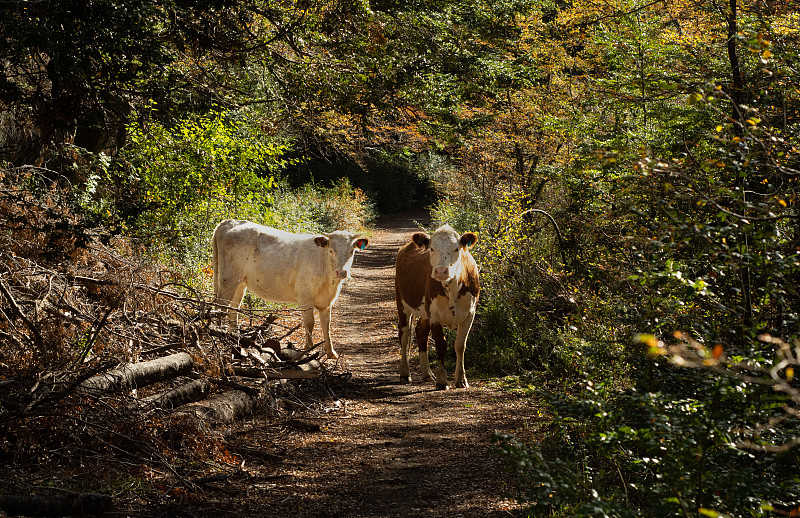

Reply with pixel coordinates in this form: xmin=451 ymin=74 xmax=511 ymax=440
xmin=416 ymin=319 xmax=435 ymax=383
xmin=431 ymin=323 xmax=449 ymax=390
xmin=318 ymin=305 xmax=338 ymax=359
xmin=216 ymin=280 xmax=247 ymax=325
xmin=398 ymin=307 xmax=413 ymax=383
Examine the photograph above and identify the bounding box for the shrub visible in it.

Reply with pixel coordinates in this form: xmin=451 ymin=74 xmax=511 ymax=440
xmin=431 ymin=188 xmax=579 ymax=376
xmin=269 ymin=178 xmax=376 ymax=234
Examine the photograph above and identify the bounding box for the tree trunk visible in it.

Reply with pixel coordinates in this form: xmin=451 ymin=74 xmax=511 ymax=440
xmin=722 ymin=0 xmax=754 ymax=326
xmin=81 ymin=352 xmax=193 ymax=393
xmin=725 ymin=0 xmax=744 ymax=129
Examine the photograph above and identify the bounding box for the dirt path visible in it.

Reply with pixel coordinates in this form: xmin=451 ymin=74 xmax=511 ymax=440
xmin=226 ymin=211 xmax=538 ymax=517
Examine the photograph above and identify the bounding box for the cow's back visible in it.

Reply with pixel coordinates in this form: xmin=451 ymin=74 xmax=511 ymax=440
xmin=214 ymin=219 xmax=320 ymax=304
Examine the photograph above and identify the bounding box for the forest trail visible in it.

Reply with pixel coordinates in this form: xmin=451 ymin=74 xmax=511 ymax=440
xmin=232 ymin=211 xmax=540 ymax=517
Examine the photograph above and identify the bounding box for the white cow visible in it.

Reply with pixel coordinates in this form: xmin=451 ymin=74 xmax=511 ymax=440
xmin=212 ymin=219 xmax=368 ymax=359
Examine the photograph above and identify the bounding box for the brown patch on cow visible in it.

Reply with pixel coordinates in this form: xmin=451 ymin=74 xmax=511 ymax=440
xmin=415 ymin=318 xmax=431 ymax=352
xmin=431 ymin=323 xmax=447 ymax=365
xmin=456 ymin=250 xmax=480 ymax=299
xmin=428 ymin=278 xmax=447 ymax=299
xmin=412 ymin=232 xmax=430 ymax=249
xmin=395 ymin=240 xmax=431 ymax=311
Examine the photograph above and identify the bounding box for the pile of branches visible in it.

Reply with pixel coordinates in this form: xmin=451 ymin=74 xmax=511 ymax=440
xmin=0 ymin=166 xmax=340 ymax=515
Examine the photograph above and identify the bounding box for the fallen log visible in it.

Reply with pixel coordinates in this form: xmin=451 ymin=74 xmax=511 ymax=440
xmin=0 ymin=492 xmax=113 ymax=517
xmin=182 ymin=390 xmax=255 ymax=423
xmin=81 ymin=352 xmax=193 ymax=394
xmin=140 ymin=378 xmax=211 ymax=409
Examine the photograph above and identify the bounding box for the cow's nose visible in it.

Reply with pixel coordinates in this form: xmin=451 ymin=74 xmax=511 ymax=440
xmin=335 ymin=269 xmax=349 ymax=279
xmin=433 ymin=267 xmax=449 ymax=279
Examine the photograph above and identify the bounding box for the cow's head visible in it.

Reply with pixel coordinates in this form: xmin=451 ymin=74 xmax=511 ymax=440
xmin=413 ymin=225 xmax=477 ymax=283
xmin=315 ymin=232 xmax=369 ymax=279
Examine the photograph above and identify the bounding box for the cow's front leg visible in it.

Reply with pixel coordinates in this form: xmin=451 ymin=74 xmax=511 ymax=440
xmin=415 ymin=319 xmax=435 ymax=382
xmin=398 ymin=308 xmax=413 ymax=383
xmin=318 ymin=305 xmax=338 ymax=359
xmin=431 ymin=323 xmax=449 ymax=390
xmin=453 ymin=316 xmax=474 ymax=388
xmin=301 ymin=307 xmax=317 ymax=352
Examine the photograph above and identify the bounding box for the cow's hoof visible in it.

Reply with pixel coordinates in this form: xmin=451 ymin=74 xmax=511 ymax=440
xmin=455 ymin=380 xmax=470 ymax=389
xmin=435 ymin=382 xmax=450 ymax=391
xmin=422 ymin=374 xmax=435 ymax=382
xmin=400 ymin=375 xmax=412 ymax=384
xmin=325 ymin=349 xmax=339 ymax=360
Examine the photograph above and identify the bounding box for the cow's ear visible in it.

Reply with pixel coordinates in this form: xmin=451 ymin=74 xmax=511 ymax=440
xmin=412 ymin=232 xmax=430 ymax=249
xmin=460 ymin=232 xmax=477 ymax=249
xmin=354 ymin=238 xmax=369 ymax=250
xmin=314 ymin=236 xmax=330 ymax=248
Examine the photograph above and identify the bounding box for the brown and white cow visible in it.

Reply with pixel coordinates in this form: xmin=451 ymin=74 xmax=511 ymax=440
xmin=212 ymin=219 xmax=368 ymax=359
xmin=395 ymin=225 xmax=480 ymax=389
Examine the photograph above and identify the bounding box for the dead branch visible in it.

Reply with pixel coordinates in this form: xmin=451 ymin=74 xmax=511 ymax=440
xmin=0 ymin=166 xmax=352 ymax=506
xmin=0 ymin=278 xmax=44 ymax=346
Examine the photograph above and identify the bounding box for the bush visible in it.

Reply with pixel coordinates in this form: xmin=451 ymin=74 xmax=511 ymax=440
xmin=495 ymin=362 xmax=800 ymax=517
xmin=269 ymin=178 xmax=376 ymax=234
xmin=491 ymin=98 xmax=800 ymax=517
xmin=98 ymin=109 xmax=375 ymax=295
xmin=431 ymin=188 xmax=579 ymax=376
xmin=109 ymin=108 xmax=289 ymax=265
